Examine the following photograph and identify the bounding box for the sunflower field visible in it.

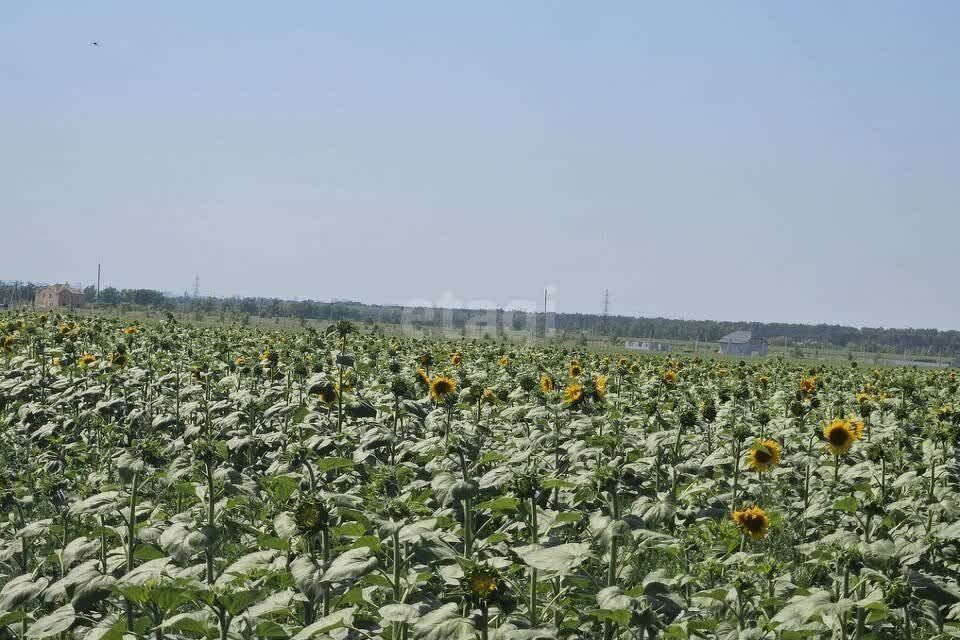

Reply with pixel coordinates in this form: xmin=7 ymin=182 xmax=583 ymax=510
xmin=2 ymin=312 xmax=960 ymax=640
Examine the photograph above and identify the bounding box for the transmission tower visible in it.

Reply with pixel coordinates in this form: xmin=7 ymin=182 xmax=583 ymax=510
xmin=192 ymin=275 xmax=200 ymax=298
xmin=600 ymin=289 xmax=610 ymax=335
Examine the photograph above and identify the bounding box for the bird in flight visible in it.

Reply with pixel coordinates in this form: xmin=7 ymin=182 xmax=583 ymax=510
xmin=91 ymin=41 xmax=101 ymax=47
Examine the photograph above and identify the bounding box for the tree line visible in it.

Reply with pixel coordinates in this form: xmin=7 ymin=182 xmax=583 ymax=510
xmin=2 ymin=280 xmax=959 ymax=356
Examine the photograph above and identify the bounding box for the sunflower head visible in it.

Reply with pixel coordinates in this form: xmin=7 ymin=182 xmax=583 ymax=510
xmin=799 ymin=376 xmax=817 ymax=395
xmin=594 ymin=374 xmax=608 ymax=399
xmin=123 ymin=326 xmax=138 ymax=336
xmin=314 ymin=381 xmax=338 ymax=405
xmin=498 ymin=355 xmax=511 ymax=368
xmin=451 ymin=352 xmax=462 ymax=366
xmin=415 ymin=367 xmax=430 ymax=388
xmin=732 ymin=506 xmax=770 ymax=540
xmin=463 ymin=564 xmax=503 ymax=603
xmin=564 ymin=382 xmax=585 ymax=406
xmin=481 ymin=388 xmax=497 ymax=405
xmin=662 ymin=369 xmax=677 ymax=385
xmin=294 ymin=498 xmax=329 ymax=534
xmin=429 ymin=375 xmax=457 ymax=402
xmin=235 ymin=355 xmax=247 ymax=367
xmin=937 ymin=404 xmax=954 ymax=422
xmin=823 ymin=418 xmax=861 ymax=455
xmin=748 ymin=439 xmax=782 ymax=473
xmin=78 ymin=353 xmax=97 ymax=369
xmin=1 ymin=335 xmax=15 ymax=351
xmin=109 ymin=352 xmax=129 ymax=368
xmin=568 ymin=361 xmax=583 ymax=378
xmin=539 ymin=374 xmax=555 ymax=394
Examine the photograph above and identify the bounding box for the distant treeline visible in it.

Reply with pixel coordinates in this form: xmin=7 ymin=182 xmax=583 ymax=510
xmin=3 ymin=280 xmax=959 ymax=356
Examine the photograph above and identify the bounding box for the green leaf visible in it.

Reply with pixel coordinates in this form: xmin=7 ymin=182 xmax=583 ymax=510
xmin=379 ymin=603 xmax=420 ymax=623
xmin=27 ymin=604 xmax=75 ymax=639
xmin=320 ymin=547 xmax=378 ymax=583
xmin=517 ymin=542 xmax=592 ymax=574
xmin=318 ymin=457 xmax=355 ymax=472
xmin=832 ymin=497 xmax=859 ymax=513
xmin=588 ymin=609 xmax=632 ymax=626
xmin=290 ymin=607 xmax=356 ymax=640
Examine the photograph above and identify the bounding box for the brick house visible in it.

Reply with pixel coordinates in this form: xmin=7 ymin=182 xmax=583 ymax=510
xmin=35 ymin=284 xmax=85 ymax=309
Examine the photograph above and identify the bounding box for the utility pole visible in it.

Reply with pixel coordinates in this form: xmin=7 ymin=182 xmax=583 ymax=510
xmin=96 ymin=264 xmax=101 ymax=300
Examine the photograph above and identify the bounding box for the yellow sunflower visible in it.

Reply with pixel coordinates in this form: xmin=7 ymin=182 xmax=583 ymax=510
xmin=481 ymin=388 xmax=497 ymax=405
xmin=823 ymin=417 xmax=861 ymax=455
xmin=451 ymin=352 xmax=462 ymax=366
xmin=748 ymin=439 xmax=782 ymax=473
xmin=415 ymin=367 xmax=430 ymax=387
xmin=732 ymin=506 xmax=770 ymax=540
xmin=540 ymin=374 xmax=555 ymax=394
xmin=662 ymin=369 xmax=677 ymax=385
xmin=799 ymin=376 xmax=817 ymax=394
xmin=429 ymin=375 xmax=457 ymax=402
xmin=78 ymin=353 xmax=97 ymax=369
xmin=564 ymin=382 xmax=584 ymax=405
xmin=235 ymin=356 xmax=247 ymax=367
xmin=568 ymin=361 xmax=583 ymax=377
xmin=469 ymin=573 xmax=498 ymax=597
xmin=498 ymin=355 xmax=510 ymax=367
xmin=1 ymin=335 xmax=15 ymax=351
xmin=594 ymin=374 xmax=608 ymax=399
xmin=123 ymin=326 xmax=138 ymax=336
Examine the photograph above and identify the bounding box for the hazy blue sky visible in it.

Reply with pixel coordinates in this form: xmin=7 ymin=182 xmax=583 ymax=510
xmin=3 ymin=3 xmax=959 ymax=329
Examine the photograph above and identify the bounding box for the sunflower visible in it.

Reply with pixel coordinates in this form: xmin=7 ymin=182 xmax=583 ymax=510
xmin=109 ymin=352 xmax=129 ymax=368
xmin=294 ymin=498 xmax=329 ymax=534
xmin=540 ymin=374 xmax=554 ymax=394
xmin=235 ymin=356 xmax=247 ymax=367
xmin=78 ymin=353 xmax=97 ymax=369
xmin=314 ymin=382 xmax=338 ymax=405
xmin=855 ymin=392 xmax=872 ymax=406
xmin=1 ymin=335 xmax=15 ymax=351
xmin=564 ymin=382 xmax=584 ymax=406
xmin=799 ymin=376 xmax=817 ymax=394
xmin=594 ymin=374 xmax=608 ymax=399
xmin=463 ymin=564 xmax=502 ymax=602
xmin=415 ymin=367 xmax=430 ymax=388
xmin=748 ymin=439 xmax=782 ymax=472
xmin=481 ymin=388 xmax=497 ymax=405
xmin=123 ymin=326 xmax=138 ymax=336
xmin=568 ymin=361 xmax=583 ymax=377
xmin=662 ymin=369 xmax=677 ymax=385
xmin=429 ymin=375 xmax=457 ymax=402
xmin=938 ymin=404 xmax=955 ymax=421
xmin=823 ymin=417 xmax=861 ymax=455
xmin=732 ymin=506 xmax=770 ymax=540
xmin=451 ymin=352 xmax=462 ymax=366
xmin=498 ymin=355 xmax=510 ymax=367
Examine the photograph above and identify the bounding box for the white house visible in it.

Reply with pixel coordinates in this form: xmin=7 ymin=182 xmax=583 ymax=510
xmin=625 ymin=340 xmax=672 ymax=352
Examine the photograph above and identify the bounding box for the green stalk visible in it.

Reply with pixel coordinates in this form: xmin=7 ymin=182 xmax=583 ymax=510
xmin=603 ymin=485 xmax=620 ymax=640
xmin=206 ymin=461 xmax=216 ymax=584
xmin=125 ymin=470 xmax=141 ymax=630
xmin=321 ymin=528 xmax=331 ymax=617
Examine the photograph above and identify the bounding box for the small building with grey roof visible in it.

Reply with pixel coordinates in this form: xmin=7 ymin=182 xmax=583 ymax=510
xmin=717 ymin=330 xmax=768 ymax=356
